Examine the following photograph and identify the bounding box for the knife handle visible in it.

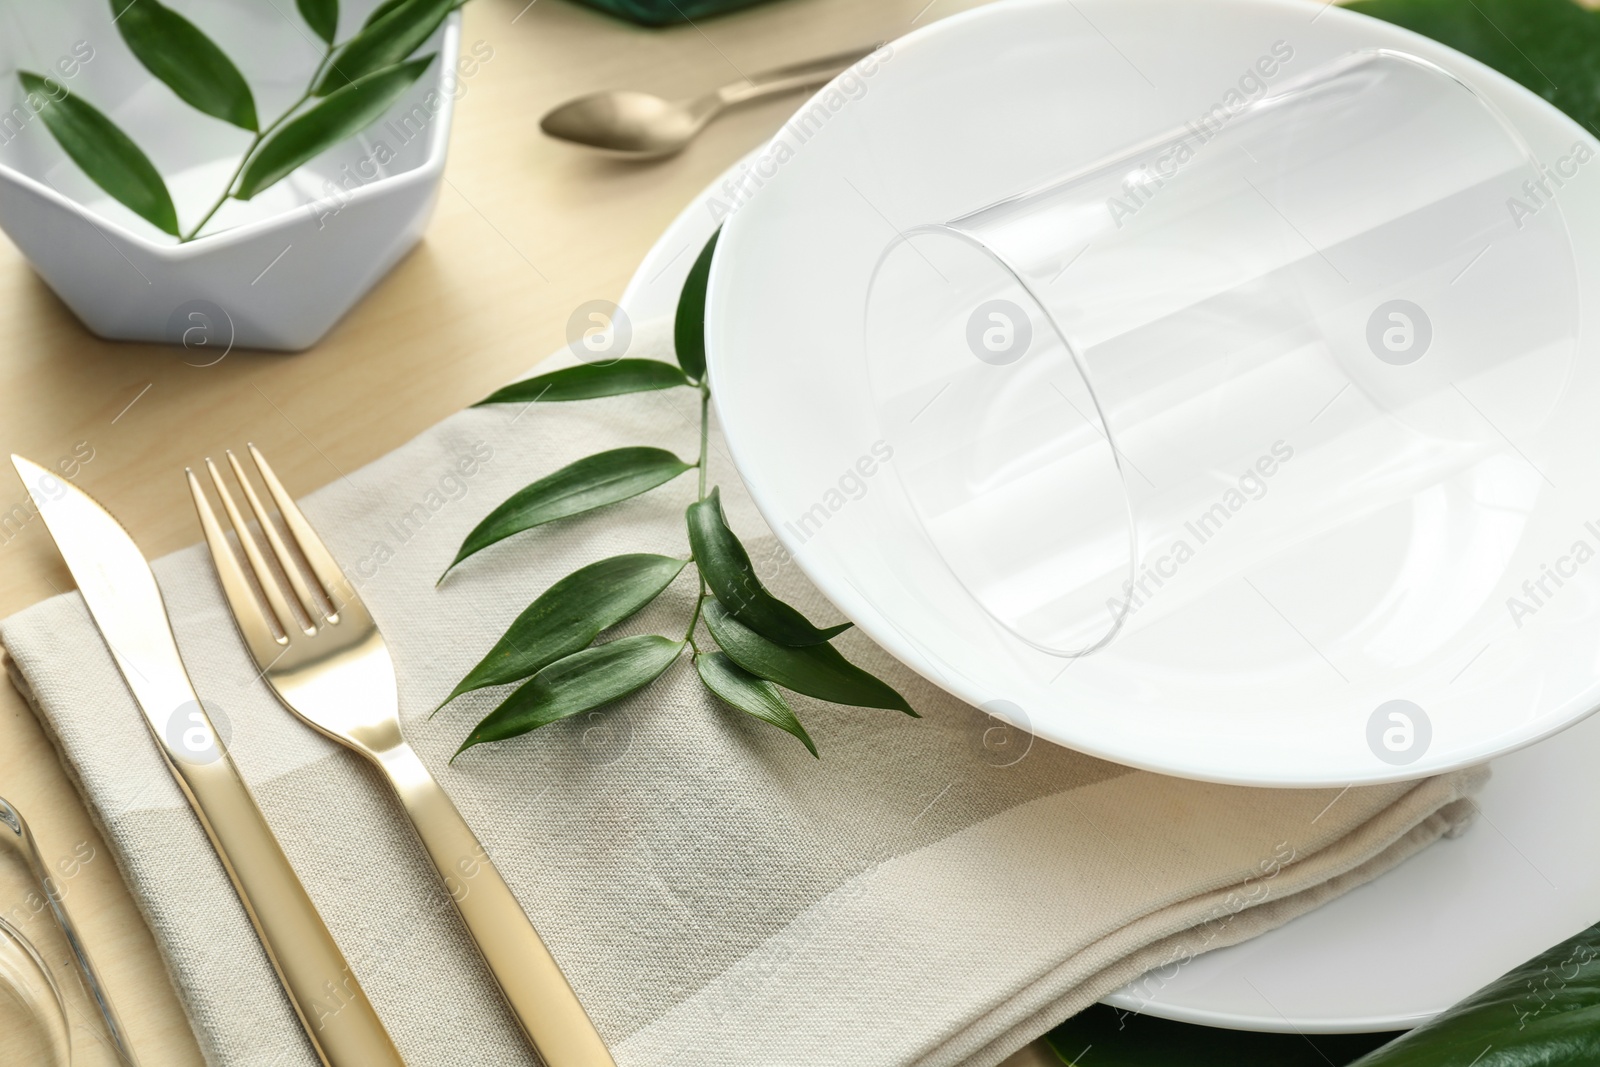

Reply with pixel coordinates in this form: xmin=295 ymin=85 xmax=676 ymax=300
xmin=172 ymin=750 xmax=405 ymax=1067
xmin=378 ymin=743 xmax=615 ymax=1067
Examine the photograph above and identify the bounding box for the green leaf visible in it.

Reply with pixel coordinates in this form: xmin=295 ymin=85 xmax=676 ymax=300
xmin=673 ymin=228 xmax=719 ymax=381
xmin=474 ymin=361 xmax=691 ymax=406
xmin=687 ymin=488 xmax=848 ymax=646
xmin=1045 ymin=1004 xmax=1399 ymax=1066
xmin=18 ymin=72 xmax=179 ymax=236
xmin=437 ymin=554 xmax=687 ymax=711
xmin=1349 ymin=0 xmax=1600 ymax=136
xmin=695 ymin=651 xmax=817 ymax=756
xmin=442 ymin=447 xmax=693 ymax=579
xmin=236 ymin=55 xmax=434 ymax=200
xmin=363 ymin=0 xmax=409 ymax=27
xmin=702 ymin=599 xmax=913 ymax=714
xmin=316 ymin=0 xmax=453 ymax=95
xmin=297 ymin=0 xmax=340 ymax=44
xmin=1346 ymin=921 xmax=1600 ymax=1066
xmin=110 ymin=0 xmax=258 ymax=131
xmin=456 ymin=635 xmax=683 ymax=755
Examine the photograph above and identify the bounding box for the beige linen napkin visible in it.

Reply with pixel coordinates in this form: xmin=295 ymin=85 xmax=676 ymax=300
xmin=2 ymin=319 xmax=1484 ymax=1067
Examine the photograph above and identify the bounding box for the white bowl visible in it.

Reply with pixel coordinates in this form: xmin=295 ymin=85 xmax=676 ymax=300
xmin=0 ymin=1 xmax=460 ymax=351
xmin=706 ymin=0 xmax=1600 ymax=786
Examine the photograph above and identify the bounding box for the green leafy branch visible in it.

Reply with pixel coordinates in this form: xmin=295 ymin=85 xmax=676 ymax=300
xmin=438 ymin=230 xmax=916 ymax=759
xmin=19 ymin=0 xmax=460 ymax=241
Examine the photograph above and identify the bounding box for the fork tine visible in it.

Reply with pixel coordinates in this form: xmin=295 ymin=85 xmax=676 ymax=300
xmin=224 ymin=449 xmax=331 ymax=624
xmin=204 ymin=456 xmax=314 ymax=637
xmin=187 ymin=467 xmax=291 ymax=666
xmin=246 ymin=444 xmax=362 ymax=617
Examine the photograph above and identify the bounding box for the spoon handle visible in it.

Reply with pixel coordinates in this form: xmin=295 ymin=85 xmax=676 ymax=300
xmin=716 ymin=45 xmax=879 ymax=106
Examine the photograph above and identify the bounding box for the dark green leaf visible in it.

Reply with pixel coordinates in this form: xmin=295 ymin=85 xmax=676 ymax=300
xmin=687 ymin=488 xmax=848 ymax=646
xmin=18 ymin=72 xmax=178 ymax=236
xmin=437 ymin=554 xmax=687 ymax=710
xmin=695 ymin=651 xmax=817 ymax=756
xmin=456 ymin=635 xmax=683 ymax=754
xmin=297 ymin=0 xmax=340 ymax=44
xmin=1046 ymin=1004 xmax=1399 ymax=1066
xmin=363 ymin=0 xmax=409 ymax=28
xmin=702 ymin=599 xmax=913 ymax=714
xmin=111 ymin=0 xmax=258 ymax=131
xmin=474 ymin=361 xmax=691 ymax=406
xmin=316 ymin=0 xmax=453 ymax=95
xmin=1347 ymin=921 xmax=1600 ymax=1066
xmin=673 ymin=228 xmax=719 ymax=381
xmin=442 ymin=447 xmax=693 ymax=579
xmin=237 ymin=55 xmax=434 ymax=200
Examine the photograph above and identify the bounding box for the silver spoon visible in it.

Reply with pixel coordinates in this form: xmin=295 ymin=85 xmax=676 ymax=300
xmin=0 ymin=796 xmax=139 ymax=1066
xmin=541 ymin=45 xmax=876 ymax=159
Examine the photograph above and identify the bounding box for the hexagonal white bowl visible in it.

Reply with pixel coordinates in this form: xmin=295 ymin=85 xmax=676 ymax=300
xmin=0 ymin=1 xmax=460 ymax=351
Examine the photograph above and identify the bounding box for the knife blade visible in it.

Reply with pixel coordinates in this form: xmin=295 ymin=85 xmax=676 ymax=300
xmin=11 ymin=455 xmax=405 ymax=1067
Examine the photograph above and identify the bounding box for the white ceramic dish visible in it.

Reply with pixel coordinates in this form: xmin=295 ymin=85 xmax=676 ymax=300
xmin=626 ymin=127 xmax=1599 ymax=1042
xmin=1103 ymin=707 xmax=1600 ymax=1031
xmin=701 ymin=0 xmax=1600 ymax=788
xmin=0 ymin=1 xmax=460 ymax=351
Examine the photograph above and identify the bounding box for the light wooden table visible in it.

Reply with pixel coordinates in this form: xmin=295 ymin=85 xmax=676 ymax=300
xmin=0 ymin=0 xmax=1070 ymax=1064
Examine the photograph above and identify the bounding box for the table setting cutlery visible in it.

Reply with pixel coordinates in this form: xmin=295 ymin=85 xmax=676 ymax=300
xmin=188 ymin=446 xmax=614 ymax=1067
xmin=540 ymin=46 xmax=876 ymax=159
xmin=0 ymin=307 xmax=1487 ymax=1067
xmin=12 ymin=455 xmax=406 ymax=1067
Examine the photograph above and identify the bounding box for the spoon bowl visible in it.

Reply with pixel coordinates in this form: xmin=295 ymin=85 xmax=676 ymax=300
xmin=539 ymin=46 xmax=875 ymax=160
xmin=540 ymin=90 xmax=713 ymax=158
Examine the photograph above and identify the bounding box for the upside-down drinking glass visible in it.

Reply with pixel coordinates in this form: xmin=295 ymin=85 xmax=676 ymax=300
xmin=865 ymin=50 xmax=1579 ymax=659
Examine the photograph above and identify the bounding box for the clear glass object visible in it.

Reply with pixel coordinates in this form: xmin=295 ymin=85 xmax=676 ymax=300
xmin=865 ymin=50 xmax=1579 ymax=657
xmin=0 ymin=913 xmax=71 ymax=1067
xmin=0 ymin=797 xmax=135 ymax=1067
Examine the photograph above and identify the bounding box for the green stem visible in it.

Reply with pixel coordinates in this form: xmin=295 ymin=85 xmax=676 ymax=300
xmin=683 ymin=594 xmax=707 ymax=653
xmin=696 ymin=383 xmax=710 ymax=498
xmin=685 ymin=383 xmax=712 ymax=653
xmin=181 ymin=45 xmax=337 ymax=242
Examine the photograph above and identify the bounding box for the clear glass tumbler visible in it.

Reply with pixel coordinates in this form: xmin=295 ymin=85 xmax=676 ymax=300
xmin=1 ymin=797 xmax=132 ymax=1066
xmin=865 ymin=50 xmax=1579 ymax=657
xmin=0 ymin=895 xmax=72 ymax=1067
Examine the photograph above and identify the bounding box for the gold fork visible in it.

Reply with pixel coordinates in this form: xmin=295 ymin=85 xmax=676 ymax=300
xmin=187 ymin=445 xmax=615 ymax=1067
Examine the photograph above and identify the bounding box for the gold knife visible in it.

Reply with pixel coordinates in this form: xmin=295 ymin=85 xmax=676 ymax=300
xmin=11 ymin=455 xmax=405 ymax=1067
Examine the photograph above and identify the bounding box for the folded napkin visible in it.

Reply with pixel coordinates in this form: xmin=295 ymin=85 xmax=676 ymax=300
xmin=2 ymin=319 xmax=1486 ymax=1067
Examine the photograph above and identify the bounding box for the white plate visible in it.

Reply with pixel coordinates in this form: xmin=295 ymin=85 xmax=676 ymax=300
xmin=624 ymin=119 xmax=1600 ymax=1045
xmin=620 ymin=1 xmax=1600 ymax=1031
xmin=700 ymin=0 xmax=1600 ymax=788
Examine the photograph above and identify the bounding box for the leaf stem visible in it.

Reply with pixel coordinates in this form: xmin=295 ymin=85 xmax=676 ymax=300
xmin=181 ymin=44 xmax=337 ymax=242
xmin=686 ymin=383 xmax=712 ymax=652
xmin=684 ymin=594 xmax=707 ymax=652
xmin=696 ymin=382 xmax=710 ymax=499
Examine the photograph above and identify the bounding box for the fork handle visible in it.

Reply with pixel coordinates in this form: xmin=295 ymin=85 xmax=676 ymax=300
xmin=377 ymin=744 xmax=616 ymax=1067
